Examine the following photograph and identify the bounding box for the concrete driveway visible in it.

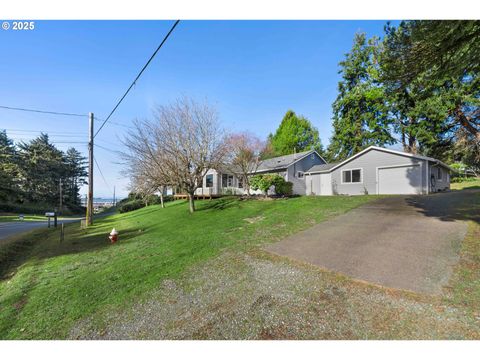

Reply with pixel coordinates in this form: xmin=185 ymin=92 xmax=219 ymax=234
xmin=267 ymin=190 xmax=478 ymax=294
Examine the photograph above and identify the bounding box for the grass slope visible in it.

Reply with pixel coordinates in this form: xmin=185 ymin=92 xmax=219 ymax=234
xmin=0 ymin=195 xmax=376 ymax=339
xmin=451 ymin=178 xmax=480 ymax=190
xmin=0 ymin=215 xmax=77 ymax=222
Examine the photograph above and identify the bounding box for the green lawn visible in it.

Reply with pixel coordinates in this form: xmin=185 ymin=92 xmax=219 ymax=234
xmin=0 ymin=195 xmax=377 ymax=339
xmin=0 ymin=214 xmax=80 ymax=222
xmin=451 ymin=178 xmax=480 ymax=190
xmin=0 ymin=215 xmax=48 ymax=222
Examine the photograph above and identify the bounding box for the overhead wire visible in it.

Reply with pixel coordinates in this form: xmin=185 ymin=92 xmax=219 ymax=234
xmin=0 ymin=105 xmax=87 ymax=117
xmin=94 ymin=156 xmax=111 ymax=191
xmin=93 ymin=20 xmax=180 ymax=138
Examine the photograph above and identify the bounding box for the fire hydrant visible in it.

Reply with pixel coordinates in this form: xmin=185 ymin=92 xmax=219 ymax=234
xmin=109 ymin=228 xmax=118 ymax=244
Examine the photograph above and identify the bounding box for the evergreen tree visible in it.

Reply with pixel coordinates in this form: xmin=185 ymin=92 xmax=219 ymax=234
xmin=391 ymin=20 xmax=480 ymax=82
xmin=17 ymin=134 xmax=66 ymax=204
xmin=267 ymin=110 xmax=324 ymax=158
xmin=0 ymin=130 xmax=20 ymax=202
xmin=328 ymin=33 xmax=394 ymax=161
xmin=381 ymin=21 xmax=480 ymax=160
xmin=63 ymin=147 xmax=88 ymax=206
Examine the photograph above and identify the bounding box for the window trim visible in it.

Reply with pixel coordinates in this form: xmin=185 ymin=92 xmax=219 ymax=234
xmin=341 ymin=168 xmax=363 ymax=184
xmin=205 ymin=174 xmax=214 ymax=188
xmin=222 ymin=173 xmax=233 ymax=187
xmin=437 ymin=167 xmax=443 ymax=181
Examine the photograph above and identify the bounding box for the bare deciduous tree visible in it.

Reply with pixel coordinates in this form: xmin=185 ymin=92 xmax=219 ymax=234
xmin=224 ymin=132 xmax=264 ymax=195
xmin=122 ymin=97 xmax=228 ymax=213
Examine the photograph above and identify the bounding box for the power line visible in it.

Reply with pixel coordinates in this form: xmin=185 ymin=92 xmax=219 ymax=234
xmin=109 ymin=121 xmax=135 ymax=130
xmin=94 ymin=156 xmax=111 ymax=191
xmin=94 ymin=117 xmax=134 ymax=130
xmin=2 ymin=128 xmax=82 ymax=135
xmin=6 ymin=132 xmax=86 ymax=138
xmin=8 ymin=136 xmax=87 ymax=145
xmin=94 ymin=20 xmax=180 ymax=138
xmin=95 ymin=143 xmax=122 ymax=154
xmin=0 ymin=105 xmax=87 ymax=118
xmin=95 ymin=138 xmax=123 ymax=147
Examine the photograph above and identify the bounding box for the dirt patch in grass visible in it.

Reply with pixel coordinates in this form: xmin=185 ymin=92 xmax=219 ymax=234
xmin=243 ymin=216 xmax=265 ymax=224
xmin=70 ymin=250 xmax=479 ymax=340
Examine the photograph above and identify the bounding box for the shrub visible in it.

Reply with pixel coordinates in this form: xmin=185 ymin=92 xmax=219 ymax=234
xmin=118 ymin=200 xmax=145 ymax=213
xmin=275 ymin=180 xmax=293 ymax=196
xmin=118 ymin=198 xmax=145 ymax=213
xmin=451 ymin=176 xmax=479 ymax=183
xmin=117 ymin=194 xmax=174 ymax=213
xmin=250 ymin=174 xmax=292 ymax=196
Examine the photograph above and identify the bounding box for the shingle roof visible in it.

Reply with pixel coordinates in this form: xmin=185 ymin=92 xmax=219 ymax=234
xmin=306 ymin=162 xmax=339 ymax=173
xmin=256 ymin=150 xmax=313 ymax=172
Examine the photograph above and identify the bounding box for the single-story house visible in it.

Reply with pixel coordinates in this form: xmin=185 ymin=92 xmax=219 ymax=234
xmin=193 ymin=146 xmax=452 ymax=197
xmin=305 ymin=146 xmax=452 ymax=195
xmin=194 ymin=150 xmax=326 ymax=196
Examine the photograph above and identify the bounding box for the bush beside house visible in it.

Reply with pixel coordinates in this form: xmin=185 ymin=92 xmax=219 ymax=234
xmin=250 ymin=174 xmax=293 ymax=197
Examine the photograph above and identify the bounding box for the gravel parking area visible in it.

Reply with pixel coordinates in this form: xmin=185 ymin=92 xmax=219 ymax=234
xmin=70 ymin=250 xmax=479 ymax=340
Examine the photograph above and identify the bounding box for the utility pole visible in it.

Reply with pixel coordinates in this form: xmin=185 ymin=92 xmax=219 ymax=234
xmin=113 ymin=185 xmax=116 ymax=207
xmin=59 ymin=178 xmax=63 ymax=214
xmin=86 ymin=112 xmax=94 ymax=226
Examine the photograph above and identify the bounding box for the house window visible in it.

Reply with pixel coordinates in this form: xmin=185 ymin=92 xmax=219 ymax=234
xmin=205 ymin=174 xmax=213 ymax=188
xmin=437 ymin=167 xmax=442 ymax=180
xmin=297 ymin=171 xmax=304 ymax=178
xmin=238 ymin=177 xmax=244 ymax=188
xmin=311 ymin=153 xmax=315 ymax=160
xmin=222 ymin=174 xmax=233 ymax=187
xmin=342 ymin=169 xmax=362 ymax=183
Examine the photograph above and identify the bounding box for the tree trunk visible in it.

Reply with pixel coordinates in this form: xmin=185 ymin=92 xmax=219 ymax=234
xmin=455 ymin=106 xmax=480 ymax=142
xmin=408 ymin=135 xmax=417 ymax=154
xmin=160 ymin=193 xmax=165 ymax=208
xmin=407 ymin=117 xmax=418 ymax=154
xmin=245 ymin=177 xmax=251 ymax=196
xmin=187 ymin=192 xmax=195 ymax=213
xmin=401 ymin=127 xmax=407 ymax=152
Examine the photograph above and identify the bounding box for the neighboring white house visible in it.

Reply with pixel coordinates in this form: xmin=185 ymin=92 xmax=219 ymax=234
xmin=189 ymin=146 xmax=452 ymax=197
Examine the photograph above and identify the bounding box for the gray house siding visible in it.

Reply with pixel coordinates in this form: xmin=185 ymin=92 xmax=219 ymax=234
xmin=287 ymin=152 xmax=326 ymax=195
xmin=428 ymin=162 xmax=450 ymax=192
xmin=330 ymin=149 xmax=427 ymax=195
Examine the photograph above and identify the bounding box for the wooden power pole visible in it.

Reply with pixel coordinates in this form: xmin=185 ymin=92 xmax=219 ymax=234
xmin=86 ymin=112 xmax=94 ymax=226
xmin=59 ymin=178 xmax=63 ymax=214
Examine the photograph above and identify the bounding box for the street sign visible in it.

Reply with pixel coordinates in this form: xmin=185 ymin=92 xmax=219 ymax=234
xmin=45 ymin=212 xmax=55 ymax=217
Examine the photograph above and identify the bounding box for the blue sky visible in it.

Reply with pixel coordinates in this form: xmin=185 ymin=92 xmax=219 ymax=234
xmin=0 ymin=20 xmax=396 ymax=198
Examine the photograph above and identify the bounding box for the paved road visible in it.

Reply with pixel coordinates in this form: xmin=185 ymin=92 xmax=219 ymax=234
xmin=0 ymin=219 xmax=81 ymax=242
xmin=267 ymin=190 xmax=478 ymax=295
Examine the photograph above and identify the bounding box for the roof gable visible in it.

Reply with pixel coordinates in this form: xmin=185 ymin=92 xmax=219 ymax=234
xmin=256 ymin=150 xmax=325 ymax=172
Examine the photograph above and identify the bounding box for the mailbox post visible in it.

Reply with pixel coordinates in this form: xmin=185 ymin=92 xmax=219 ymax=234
xmin=45 ymin=212 xmax=55 ymax=228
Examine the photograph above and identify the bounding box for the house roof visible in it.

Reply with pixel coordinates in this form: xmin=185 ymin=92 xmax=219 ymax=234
xmin=305 ymin=146 xmax=454 ymax=174
xmin=306 ymin=162 xmax=340 ymax=173
xmin=255 ymin=150 xmax=322 ymax=173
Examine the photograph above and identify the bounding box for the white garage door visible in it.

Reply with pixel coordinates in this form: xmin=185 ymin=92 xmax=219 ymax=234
xmin=378 ymin=165 xmax=422 ymax=195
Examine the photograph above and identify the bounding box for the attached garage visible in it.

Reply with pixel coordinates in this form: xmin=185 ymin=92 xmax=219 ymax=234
xmin=377 ymin=164 xmax=422 ymax=195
